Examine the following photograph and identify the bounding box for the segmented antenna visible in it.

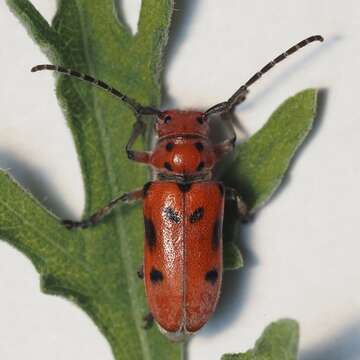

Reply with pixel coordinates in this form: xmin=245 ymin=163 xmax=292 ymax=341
xmin=205 ymin=35 xmax=324 ymax=116
xmin=31 ymin=64 xmax=161 ymax=116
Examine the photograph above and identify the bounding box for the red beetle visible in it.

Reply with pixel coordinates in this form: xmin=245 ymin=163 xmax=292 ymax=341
xmin=32 ymin=35 xmax=323 ymax=341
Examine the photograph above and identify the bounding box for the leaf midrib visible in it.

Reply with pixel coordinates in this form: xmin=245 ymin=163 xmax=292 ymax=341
xmin=73 ymin=1 xmax=151 ymax=358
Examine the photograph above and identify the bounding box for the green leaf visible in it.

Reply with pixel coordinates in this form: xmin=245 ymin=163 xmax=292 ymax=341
xmin=3 ymin=1 xmax=181 ymax=360
xmin=2 ymin=0 xmax=318 ymax=356
xmin=6 ymin=0 xmax=61 ymax=59
xmin=221 ymin=319 xmax=299 ymax=360
xmin=222 ymin=89 xmax=318 ymax=270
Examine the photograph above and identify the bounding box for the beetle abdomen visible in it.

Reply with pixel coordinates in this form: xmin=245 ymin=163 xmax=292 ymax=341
xmin=143 ymin=181 xmax=224 ymax=339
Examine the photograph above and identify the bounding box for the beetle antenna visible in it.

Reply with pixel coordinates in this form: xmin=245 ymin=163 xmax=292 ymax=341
xmin=31 ymin=64 xmax=161 ymax=116
xmin=205 ymin=35 xmax=324 ymax=116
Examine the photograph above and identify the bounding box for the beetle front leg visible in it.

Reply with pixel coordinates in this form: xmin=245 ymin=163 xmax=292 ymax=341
xmin=213 ymin=137 xmax=236 ymax=159
xmin=225 ymin=187 xmax=250 ymax=223
xmin=126 ymin=119 xmax=151 ymax=165
xmin=62 ymin=189 xmax=144 ymax=229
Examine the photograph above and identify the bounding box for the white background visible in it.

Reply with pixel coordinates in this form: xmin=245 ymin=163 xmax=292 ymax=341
xmin=0 ymin=1 xmax=359 ymax=359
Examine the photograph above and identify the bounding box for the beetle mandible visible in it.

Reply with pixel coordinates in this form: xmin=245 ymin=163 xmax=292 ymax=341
xmin=31 ymin=35 xmax=323 ymax=341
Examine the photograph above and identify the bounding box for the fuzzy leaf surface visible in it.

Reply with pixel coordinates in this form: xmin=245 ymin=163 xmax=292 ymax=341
xmin=221 ymin=319 xmax=299 ymax=360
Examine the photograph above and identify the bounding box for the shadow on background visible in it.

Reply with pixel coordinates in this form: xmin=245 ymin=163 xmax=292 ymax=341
xmin=161 ymin=0 xmax=201 ymax=107
xmin=301 ymin=321 xmax=360 ymax=360
xmin=0 ymin=150 xmax=74 ymax=220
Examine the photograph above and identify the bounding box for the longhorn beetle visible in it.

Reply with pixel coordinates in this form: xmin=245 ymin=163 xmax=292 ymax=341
xmin=32 ymin=35 xmax=323 ymax=341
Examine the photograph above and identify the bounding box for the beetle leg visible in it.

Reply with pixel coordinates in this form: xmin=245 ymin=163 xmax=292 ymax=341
xmin=225 ymin=187 xmax=250 ymax=223
xmin=214 ymin=108 xmax=246 ymax=159
xmin=142 ymin=312 xmax=154 ymax=330
xmin=126 ymin=118 xmax=151 ymax=164
xmin=213 ymin=136 xmax=236 ymax=159
xmin=62 ymin=189 xmax=144 ymax=229
xmin=137 ymin=264 xmax=144 ymax=279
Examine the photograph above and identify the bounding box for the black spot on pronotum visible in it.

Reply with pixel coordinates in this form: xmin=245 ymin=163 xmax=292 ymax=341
xmin=212 ymin=219 xmax=221 ymax=250
xmin=196 ymin=161 xmax=205 ymax=171
xmin=150 ymin=267 xmax=164 ymax=284
xmin=190 ymin=207 xmax=204 ymax=223
xmin=218 ymin=183 xmax=224 ymax=196
xmin=164 ymin=207 xmax=181 ymax=223
xmin=164 ymin=162 xmax=173 ymax=171
xmin=194 ymin=142 xmax=204 ymax=152
xmin=166 ymin=142 xmax=174 ymax=151
xmin=164 ymin=115 xmax=172 ymax=124
xmin=205 ymin=268 xmax=218 ymax=285
xmin=143 ymin=182 xmax=152 ymax=197
xmin=177 ymin=182 xmax=192 ymax=193
xmin=144 ymin=218 xmax=156 ymax=250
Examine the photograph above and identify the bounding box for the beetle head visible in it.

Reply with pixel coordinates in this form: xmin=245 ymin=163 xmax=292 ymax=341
xmin=155 ymin=110 xmax=209 ymax=138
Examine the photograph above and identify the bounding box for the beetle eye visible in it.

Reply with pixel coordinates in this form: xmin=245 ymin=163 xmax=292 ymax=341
xmin=196 ymin=116 xmax=205 ymax=124
xmin=164 ymin=115 xmax=172 ymax=124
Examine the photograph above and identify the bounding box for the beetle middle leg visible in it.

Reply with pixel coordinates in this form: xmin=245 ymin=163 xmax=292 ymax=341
xmin=225 ymin=187 xmax=250 ymax=223
xmin=62 ymin=189 xmax=143 ymax=229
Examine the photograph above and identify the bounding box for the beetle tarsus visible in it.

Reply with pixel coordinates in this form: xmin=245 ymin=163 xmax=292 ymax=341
xmin=142 ymin=312 xmax=154 ymax=330
xmin=127 ymin=150 xmax=135 ymax=160
xmin=62 ymin=219 xmax=90 ymax=229
xmin=137 ymin=265 xmax=144 ymax=279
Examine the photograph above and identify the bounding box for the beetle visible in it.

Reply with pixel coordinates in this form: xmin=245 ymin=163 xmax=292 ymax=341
xmin=31 ymin=35 xmax=323 ymax=341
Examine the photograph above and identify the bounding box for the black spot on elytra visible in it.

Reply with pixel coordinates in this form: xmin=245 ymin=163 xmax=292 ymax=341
xmin=218 ymin=183 xmax=224 ymax=196
xmin=166 ymin=142 xmax=174 ymax=151
xmin=144 ymin=218 xmax=156 ymax=250
xmin=190 ymin=207 xmax=204 ymax=223
xmin=205 ymin=268 xmax=218 ymax=285
xmin=164 ymin=207 xmax=181 ymax=223
xmin=212 ymin=219 xmax=221 ymax=250
xmin=177 ymin=182 xmax=192 ymax=192
xmin=150 ymin=267 xmax=164 ymax=284
xmin=143 ymin=182 xmax=152 ymax=197
xmin=164 ymin=162 xmax=173 ymax=171
xmin=194 ymin=142 xmax=204 ymax=152
xmin=196 ymin=161 xmax=205 ymax=171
